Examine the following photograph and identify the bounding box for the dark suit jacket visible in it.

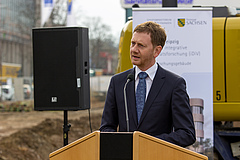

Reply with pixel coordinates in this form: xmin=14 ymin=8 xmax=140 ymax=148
xmin=100 ymin=64 xmax=196 ymax=147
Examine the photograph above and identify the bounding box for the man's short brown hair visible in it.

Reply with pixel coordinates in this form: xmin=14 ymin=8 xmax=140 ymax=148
xmin=133 ymin=21 xmax=167 ymax=48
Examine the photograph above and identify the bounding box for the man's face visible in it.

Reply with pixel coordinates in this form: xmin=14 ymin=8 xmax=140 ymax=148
xmin=130 ymin=32 xmax=161 ymax=71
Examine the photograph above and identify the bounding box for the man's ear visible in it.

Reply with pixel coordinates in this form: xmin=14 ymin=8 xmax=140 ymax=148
xmin=153 ymin=45 xmax=162 ymax=58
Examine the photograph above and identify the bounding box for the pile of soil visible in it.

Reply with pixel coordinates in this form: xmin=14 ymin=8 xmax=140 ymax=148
xmin=0 ymin=105 xmax=104 ymax=160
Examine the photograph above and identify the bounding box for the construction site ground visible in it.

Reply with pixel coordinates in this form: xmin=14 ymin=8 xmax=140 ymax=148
xmin=0 ymin=100 xmax=104 ymax=160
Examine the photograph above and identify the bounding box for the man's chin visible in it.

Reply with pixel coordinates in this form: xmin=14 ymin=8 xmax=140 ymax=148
xmin=131 ymin=60 xmax=140 ymax=66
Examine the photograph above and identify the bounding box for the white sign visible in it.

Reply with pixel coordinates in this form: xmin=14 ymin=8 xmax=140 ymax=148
xmin=133 ymin=8 xmax=213 ymax=157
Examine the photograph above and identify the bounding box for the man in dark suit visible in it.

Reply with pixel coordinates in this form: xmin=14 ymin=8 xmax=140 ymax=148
xmin=100 ymin=21 xmax=196 ymax=147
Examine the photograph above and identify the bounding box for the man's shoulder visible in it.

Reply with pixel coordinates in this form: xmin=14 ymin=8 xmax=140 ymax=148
xmin=157 ymin=64 xmax=184 ymax=80
xmin=108 ymin=68 xmax=135 ymax=85
xmin=112 ymin=68 xmax=134 ymax=79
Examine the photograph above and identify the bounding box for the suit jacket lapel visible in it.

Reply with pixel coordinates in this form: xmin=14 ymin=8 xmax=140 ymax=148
xmin=126 ymin=68 xmax=138 ymax=128
xmin=138 ymin=64 xmax=166 ymax=127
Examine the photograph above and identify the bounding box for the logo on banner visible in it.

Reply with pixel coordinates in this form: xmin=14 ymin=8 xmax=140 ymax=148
xmin=44 ymin=0 xmax=53 ymax=7
xmin=67 ymin=0 xmax=72 ymax=14
xmin=178 ymin=19 xmax=185 ymax=27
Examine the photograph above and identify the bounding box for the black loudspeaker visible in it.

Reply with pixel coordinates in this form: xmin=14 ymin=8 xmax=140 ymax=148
xmin=33 ymin=27 xmax=90 ymax=111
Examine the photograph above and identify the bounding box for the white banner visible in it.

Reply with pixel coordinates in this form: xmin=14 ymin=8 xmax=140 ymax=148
xmin=67 ymin=0 xmax=77 ymax=26
xmin=121 ymin=0 xmax=240 ymax=8
xmin=41 ymin=0 xmax=55 ymax=26
xmin=133 ymin=8 xmax=213 ymax=158
xmin=121 ymin=0 xmax=192 ymax=8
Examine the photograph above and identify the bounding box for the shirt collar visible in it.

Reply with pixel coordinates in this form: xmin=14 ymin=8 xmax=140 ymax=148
xmin=135 ymin=62 xmax=158 ymax=81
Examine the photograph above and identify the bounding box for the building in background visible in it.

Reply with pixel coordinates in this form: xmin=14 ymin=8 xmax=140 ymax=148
xmin=0 ymin=0 xmax=41 ymax=79
xmin=190 ymin=98 xmax=205 ymax=153
xmin=0 ymin=0 xmax=41 ymax=100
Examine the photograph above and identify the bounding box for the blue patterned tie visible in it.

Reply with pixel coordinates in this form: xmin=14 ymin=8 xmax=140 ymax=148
xmin=136 ymin=72 xmax=148 ymax=122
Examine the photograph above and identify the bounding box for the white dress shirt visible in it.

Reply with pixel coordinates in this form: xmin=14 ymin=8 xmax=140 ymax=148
xmin=135 ymin=62 xmax=158 ymax=101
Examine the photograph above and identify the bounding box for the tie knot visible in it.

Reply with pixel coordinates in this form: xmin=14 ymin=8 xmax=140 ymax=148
xmin=138 ymin=72 xmax=148 ymax=79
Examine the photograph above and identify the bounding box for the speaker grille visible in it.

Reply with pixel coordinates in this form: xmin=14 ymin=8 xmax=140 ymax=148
xmin=33 ymin=27 xmax=90 ymax=111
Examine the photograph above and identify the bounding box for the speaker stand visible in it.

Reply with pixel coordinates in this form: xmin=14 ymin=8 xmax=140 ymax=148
xmin=63 ymin=110 xmax=71 ymax=146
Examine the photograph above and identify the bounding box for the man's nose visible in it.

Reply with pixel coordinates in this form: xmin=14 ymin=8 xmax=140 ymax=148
xmin=131 ymin=45 xmax=138 ymax=52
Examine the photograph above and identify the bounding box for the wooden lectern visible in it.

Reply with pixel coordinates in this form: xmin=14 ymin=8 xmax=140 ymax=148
xmin=49 ymin=131 xmax=208 ymax=160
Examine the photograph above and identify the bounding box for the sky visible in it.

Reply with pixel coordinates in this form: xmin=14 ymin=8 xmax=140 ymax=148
xmin=73 ymin=0 xmax=126 ymax=39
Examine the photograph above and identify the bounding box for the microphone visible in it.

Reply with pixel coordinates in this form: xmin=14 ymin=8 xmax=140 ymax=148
xmin=124 ymin=74 xmax=134 ymax=132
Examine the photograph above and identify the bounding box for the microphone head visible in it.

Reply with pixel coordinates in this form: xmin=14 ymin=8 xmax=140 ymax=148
xmin=127 ymin=74 xmax=134 ymax=81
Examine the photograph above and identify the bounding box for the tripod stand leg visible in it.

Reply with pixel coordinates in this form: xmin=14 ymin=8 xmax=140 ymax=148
xmin=63 ymin=110 xmax=71 ymax=146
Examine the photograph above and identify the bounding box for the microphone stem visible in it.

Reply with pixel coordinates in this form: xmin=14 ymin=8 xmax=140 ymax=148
xmin=124 ymin=79 xmax=130 ymax=132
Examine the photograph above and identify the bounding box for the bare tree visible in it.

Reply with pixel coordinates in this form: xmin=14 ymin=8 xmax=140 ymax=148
xmin=83 ymin=17 xmax=118 ymax=73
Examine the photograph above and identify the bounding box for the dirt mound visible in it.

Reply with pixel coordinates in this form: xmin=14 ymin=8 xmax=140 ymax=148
xmin=0 ymin=113 xmax=102 ymax=160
